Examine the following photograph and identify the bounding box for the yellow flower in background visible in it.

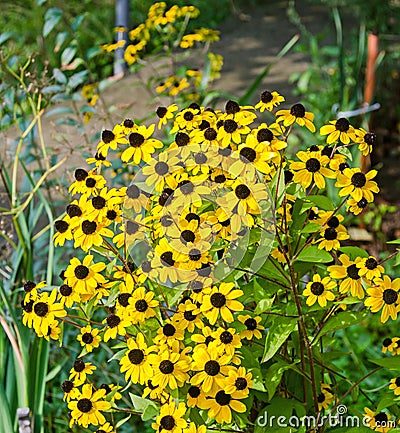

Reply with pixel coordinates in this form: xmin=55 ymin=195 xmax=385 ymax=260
xmin=363 ymin=407 xmax=393 ymax=433
xmin=320 ymin=118 xmax=357 ymax=144
xmin=276 ymin=103 xmax=316 ymax=132
xmin=317 ymin=383 xmax=336 ymax=410
xmin=255 ymin=90 xmax=285 ymax=112
xmin=328 ymin=254 xmax=365 ymax=299
xmin=69 ymin=359 xmax=96 ymax=386
xmin=152 ymin=402 xmax=187 ymax=433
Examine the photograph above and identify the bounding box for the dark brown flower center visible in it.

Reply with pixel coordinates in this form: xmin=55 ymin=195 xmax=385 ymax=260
xmin=383 ymin=289 xmax=398 ymax=305
xmin=351 ymin=172 xmax=366 ymax=188
xmin=339 ymin=162 xmax=349 ymax=172
xmin=235 ymin=377 xmax=248 ymax=390
xmin=160 ymin=251 xmax=175 ymax=267
xmin=85 ymin=177 xmax=96 ymax=188
xmin=305 ymin=158 xmax=321 ymax=173
xmin=290 ymin=103 xmax=306 ymax=118
xmin=34 ymin=302 xmax=48 ymax=317
xmin=175 ymin=132 xmax=190 ymax=147
xmin=178 ymin=180 xmax=194 ymax=195
xmin=214 ymin=174 xmax=226 ymax=183
xmin=383 ymin=338 xmax=392 ymax=347
xmin=215 ymin=390 xmax=231 ymax=405
xmin=235 ymin=184 xmax=251 ymax=199
xmin=61 ymin=380 xmax=74 ymax=393
xmin=310 ymin=282 xmax=325 ymax=296
xmin=155 ymin=161 xmax=169 ymax=176
xmin=225 ymin=100 xmax=240 ymax=114
xmin=244 ymin=317 xmax=257 ymax=330
xmin=324 ymin=227 xmax=338 ymax=240
xmin=126 ymin=221 xmax=139 ymax=235
xmin=335 ymin=118 xmax=350 ymax=132
xmin=106 ymin=314 xmax=121 ymax=328
xmin=106 ymin=210 xmax=117 ymax=220
xmin=364 ymin=132 xmax=376 ymax=145
xmin=220 ymin=331 xmax=233 ymax=344
xmin=346 ymin=264 xmax=360 ymax=280
xmin=135 ymin=299 xmax=148 ymax=312
xmin=92 ymin=196 xmax=106 ymax=209
xmin=60 ymin=284 xmax=72 ymax=296
xmin=224 ymin=119 xmax=238 ymax=133
xmin=365 ymin=258 xmax=378 ymax=270
xmin=127 ymin=184 xmax=140 ymax=199
xmin=129 ymin=132 xmax=145 ymax=147
xmin=24 ymin=281 xmax=36 ymax=292
xmin=374 ymin=412 xmax=388 ymax=423
xmin=199 ymin=120 xmax=210 ymax=130
xmin=189 ymin=248 xmax=202 ymax=261
xmin=257 ymin=128 xmax=274 ymax=143
xmin=102 ymin=129 xmax=115 ymax=143
xmin=317 ymin=393 xmax=326 ymax=403
xmin=183 ymin=111 xmax=194 ymax=121
xmin=77 ymin=398 xmax=93 ymax=413
xmin=160 ymin=415 xmax=175 ymax=430
xmin=124 ymin=118 xmax=134 ymax=128
xmin=128 ymin=348 xmax=144 ymax=364
xmin=188 ymin=385 xmax=201 ymax=398
xmin=73 ymin=359 xmax=85 ymax=372
xmin=186 ymin=212 xmax=200 ymax=223
xmin=194 ymin=152 xmax=207 ymax=165
xmin=66 ymin=204 xmax=82 ymax=217
xmin=82 ymin=220 xmax=97 ymax=235
xmin=74 ymin=169 xmax=88 ymax=181
xmin=260 ymin=90 xmax=273 ymax=103
xmin=55 ymin=220 xmax=69 ymax=233
xmin=159 ymin=188 xmax=174 ymax=206
xmin=181 ymin=230 xmax=196 ymax=243
xmin=159 ymin=360 xmax=174 ymax=374
xmin=82 ymin=332 xmax=94 ymax=344
xmin=210 ymin=292 xmax=226 ymax=308
xmin=162 ymin=323 xmax=176 ymax=337
xmin=357 ymin=198 xmax=368 ymax=208
xmin=204 ymin=127 xmax=217 ymax=141
xmin=156 ymin=106 xmax=168 ymax=118
xmin=240 ymin=147 xmax=256 ymax=163
xmin=204 ymin=360 xmax=220 ymax=376
xmin=183 ymin=310 xmax=196 ymax=321
xmin=327 ymin=216 xmax=339 ymax=228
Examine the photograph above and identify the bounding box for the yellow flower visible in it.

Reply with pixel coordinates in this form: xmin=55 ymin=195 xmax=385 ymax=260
xmin=363 ymin=407 xmax=393 ymax=433
xmin=319 ymin=118 xmax=357 ymax=144
xmin=69 ymin=359 xmax=96 ymax=386
xmin=119 ymin=333 xmax=155 ymax=384
xmin=68 ymin=383 xmax=111 ymax=428
xmin=152 ymin=402 xmax=187 ymax=433
xmin=365 ymin=276 xmax=400 ymax=323
xmin=335 ymin=168 xmax=379 ymax=202
xmin=388 ymin=377 xmax=400 ymax=395
xmin=317 ymin=383 xmax=336 ymax=410
xmin=202 ymin=389 xmax=246 ymax=424
xmin=355 ymin=128 xmax=376 ymax=156
xmin=328 ymin=254 xmax=365 ymax=299
xmin=201 ymin=282 xmax=244 ymax=325
xmin=77 ymin=325 xmax=101 ymax=353
xmin=237 ymin=315 xmax=264 ymax=340
xmin=303 ymin=274 xmax=336 ymax=307
xmin=357 ymin=256 xmax=385 ymax=281
xmin=276 ymin=103 xmax=316 ymax=132
xmin=255 ymin=90 xmax=285 ymax=112
xmin=290 ymin=151 xmax=335 ymax=190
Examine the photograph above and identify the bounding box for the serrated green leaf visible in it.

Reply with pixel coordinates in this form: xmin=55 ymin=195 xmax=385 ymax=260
xmin=296 ymin=245 xmax=332 ymax=263
xmin=262 ymin=317 xmax=297 ymax=362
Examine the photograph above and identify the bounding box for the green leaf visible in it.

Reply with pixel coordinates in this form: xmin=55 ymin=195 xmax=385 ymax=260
xmin=45 ymin=106 xmax=74 ymax=117
xmin=307 ymin=194 xmax=334 ymax=210
xmin=296 ymin=245 xmax=332 ymax=263
xmin=377 ymin=393 xmax=399 ymax=411
xmin=339 ymin=246 xmax=369 ymax=259
xmin=262 ymin=317 xmax=297 ymax=363
xmin=53 ymin=68 xmax=68 ymax=84
xmin=301 ymin=223 xmax=321 ymax=234
xmin=43 ymin=8 xmax=62 ymax=37
xmin=61 ymin=46 xmax=77 ymax=65
xmin=315 ymin=311 xmax=368 ymax=340
xmin=338 ymin=146 xmax=353 ymax=161
xmin=129 ymin=393 xmax=158 ymax=418
xmin=264 ymin=360 xmax=294 ymax=400
xmin=369 ymin=358 xmax=400 ymax=370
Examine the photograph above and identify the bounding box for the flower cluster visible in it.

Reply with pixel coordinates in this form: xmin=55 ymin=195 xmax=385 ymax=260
xmin=21 ymin=89 xmax=400 ymax=431
xmin=101 ymin=2 xmax=222 ymax=102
